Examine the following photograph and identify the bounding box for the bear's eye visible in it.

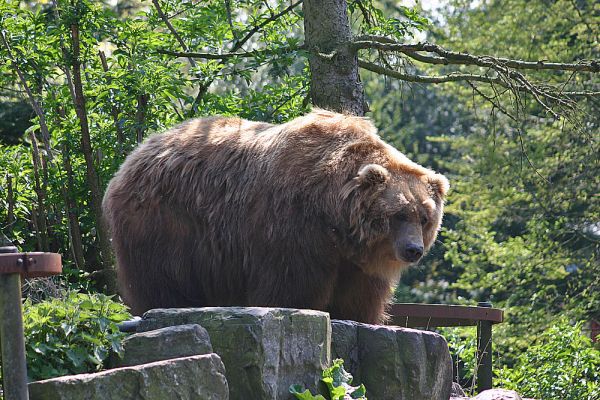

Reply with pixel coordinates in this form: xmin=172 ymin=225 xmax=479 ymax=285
xmin=392 ymin=212 xmax=407 ymax=222
xmin=420 ymin=215 xmax=429 ymax=226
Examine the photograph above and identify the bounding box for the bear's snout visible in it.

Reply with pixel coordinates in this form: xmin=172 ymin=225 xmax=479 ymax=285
xmin=393 ymin=220 xmax=426 ymax=264
xmin=402 ymin=243 xmax=424 ymax=263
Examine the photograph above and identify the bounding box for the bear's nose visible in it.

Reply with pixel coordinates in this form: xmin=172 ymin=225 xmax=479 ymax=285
xmin=404 ymin=243 xmax=424 ymax=262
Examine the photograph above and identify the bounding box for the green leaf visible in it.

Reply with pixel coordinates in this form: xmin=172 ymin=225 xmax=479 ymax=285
xmin=350 ymin=384 xmax=367 ymax=398
xmin=289 ymin=384 xmax=327 ymax=400
xmin=66 ymin=348 xmax=87 ymax=368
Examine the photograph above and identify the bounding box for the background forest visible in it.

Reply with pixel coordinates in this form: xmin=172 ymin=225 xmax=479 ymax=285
xmin=0 ymin=0 xmax=598 ymax=399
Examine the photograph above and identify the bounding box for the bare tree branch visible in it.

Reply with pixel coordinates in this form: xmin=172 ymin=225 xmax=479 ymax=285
xmin=467 ymin=81 xmax=518 ymax=122
xmin=357 ymin=59 xmax=599 ymax=98
xmin=359 ymin=58 xmax=502 ymax=84
xmin=352 ymin=36 xmax=600 ymax=73
xmin=151 ymin=0 xmax=197 ymax=68
xmin=157 ymin=45 xmax=301 ymax=60
xmin=312 ymin=34 xmax=599 ymax=117
xmin=233 ymin=0 xmax=303 ymax=51
xmin=99 ymin=50 xmax=125 ymax=156
xmin=224 ymin=0 xmax=238 ymax=41
xmin=158 ymin=48 xmax=269 ymax=60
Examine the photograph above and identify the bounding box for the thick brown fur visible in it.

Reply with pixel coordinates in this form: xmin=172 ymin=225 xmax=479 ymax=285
xmin=102 ymin=110 xmax=449 ymax=323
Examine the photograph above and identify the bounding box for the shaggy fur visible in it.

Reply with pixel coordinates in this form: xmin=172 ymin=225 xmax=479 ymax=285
xmin=102 ymin=110 xmax=449 ymax=323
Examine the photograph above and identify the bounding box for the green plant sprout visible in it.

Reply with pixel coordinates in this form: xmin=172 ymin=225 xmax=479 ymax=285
xmin=290 ymin=359 xmax=367 ymax=400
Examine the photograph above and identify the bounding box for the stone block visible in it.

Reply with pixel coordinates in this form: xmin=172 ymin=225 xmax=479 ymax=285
xmin=474 ymin=389 xmax=523 ymax=400
xmin=139 ymin=307 xmax=331 ymax=400
xmin=331 ymin=319 xmax=452 ymax=400
xmin=29 ymin=354 xmax=228 ymax=400
xmin=112 ymin=324 xmax=213 ymax=367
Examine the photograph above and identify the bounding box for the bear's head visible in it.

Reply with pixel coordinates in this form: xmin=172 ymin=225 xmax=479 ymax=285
xmin=339 ymin=144 xmax=449 ymax=281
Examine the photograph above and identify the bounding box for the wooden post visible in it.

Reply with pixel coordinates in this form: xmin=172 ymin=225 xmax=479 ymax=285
xmin=476 ymin=302 xmax=493 ymax=392
xmin=0 ymin=245 xmax=29 ymax=400
xmin=0 ymin=249 xmax=62 ymax=400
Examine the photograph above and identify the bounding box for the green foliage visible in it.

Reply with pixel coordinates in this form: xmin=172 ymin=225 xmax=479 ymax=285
xmin=361 ymin=0 xmax=599 ymax=392
xmin=0 ymin=0 xmax=311 ymax=284
xmin=438 ymin=327 xmax=478 ymax=390
xmin=21 ymin=291 xmax=131 ymax=381
xmin=496 ymin=319 xmax=600 ymax=400
xmin=290 ymin=359 xmax=367 ymax=400
xmin=289 ymin=387 xmax=328 ymax=400
xmin=348 ymin=0 xmax=429 ymax=39
xmin=441 ymin=320 xmax=600 ymax=399
xmin=431 ymin=0 xmax=599 ymax=363
xmin=0 ymin=101 xmax=33 ymax=145
xmin=0 ymin=0 xmax=598 ymax=396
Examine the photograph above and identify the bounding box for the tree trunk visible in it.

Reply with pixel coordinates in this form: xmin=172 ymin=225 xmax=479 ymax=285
xmin=98 ymin=50 xmax=125 ymax=157
xmin=6 ymin=174 xmax=15 ymax=228
xmin=29 ymin=132 xmax=49 ymax=252
xmin=61 ymin=142 xmax=87 ymax=272
xmin=0 ymin=32 xmax=53 ymax=158
xmin=134 ymin=93 xmax=149 ymax=144
xmin=40 ymin=142 xmax=59 ymax=252
xmin=69 ymin=22 xmax=116 ymax=293
xmin=303 ymin=0 xmax=366 ymax=116
xmin=30 ymin=205 xmax=42 ymax=250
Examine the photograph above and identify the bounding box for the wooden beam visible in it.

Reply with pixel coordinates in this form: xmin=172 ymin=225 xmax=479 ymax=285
xmin=389 ymin=303 xmax=503 ymax=328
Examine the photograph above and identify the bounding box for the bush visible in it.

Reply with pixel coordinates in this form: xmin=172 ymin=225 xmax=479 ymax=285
xmin=496 ymin=318 xmax=600 ymax=400
xmin=20 ymin=291 xmax=130 ymax=381
xmin=439 ymin=326 xmax=478 ymax=394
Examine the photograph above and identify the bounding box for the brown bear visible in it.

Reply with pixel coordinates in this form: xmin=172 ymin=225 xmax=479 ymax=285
xmin=102 ymin=109 xmax=448 ymax=324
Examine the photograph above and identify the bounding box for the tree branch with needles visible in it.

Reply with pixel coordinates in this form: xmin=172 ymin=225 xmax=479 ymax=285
xmin=350 ymin=36 xmax=599 ymax=120
xmin=357 ymin=59 xmax=598 ymax=97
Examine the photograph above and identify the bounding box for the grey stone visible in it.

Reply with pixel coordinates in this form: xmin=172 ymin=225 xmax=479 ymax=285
xmin=111 ymin=324 xmax=213 ymax=367
xmin=473 ymin=389 xmax=523 ymax=400
xmin=331 ymin=319 xmax=453 ymax=400
xmin=330 ymin=319 xmax=360 ymax=378
xmin=139 ymin=307 xmax=331 ymax=400
xmin=28 ymin=354 xmax=229 ymax=400
xmin=451 ymin=382 xmax=467 ymax=397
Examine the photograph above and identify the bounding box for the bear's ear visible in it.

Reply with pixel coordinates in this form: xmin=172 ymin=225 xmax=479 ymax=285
xmin=356 ymin=164 xmax=390 ymax=187
xmin=426 ymin=173 xmax=450 ymax=198
xmin=341 ymin=164 xmax=389 ymax=200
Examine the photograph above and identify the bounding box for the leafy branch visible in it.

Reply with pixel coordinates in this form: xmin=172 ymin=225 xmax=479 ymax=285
xmin=0 ymin=31 xmax=53 ymax=158
xmin=232 ymin=0 xmax=303 ymax=51
xmin=151 ymin=0 xmax=197 ymax=69
xmin=153 ymin=0 xmax=303 ymax=117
